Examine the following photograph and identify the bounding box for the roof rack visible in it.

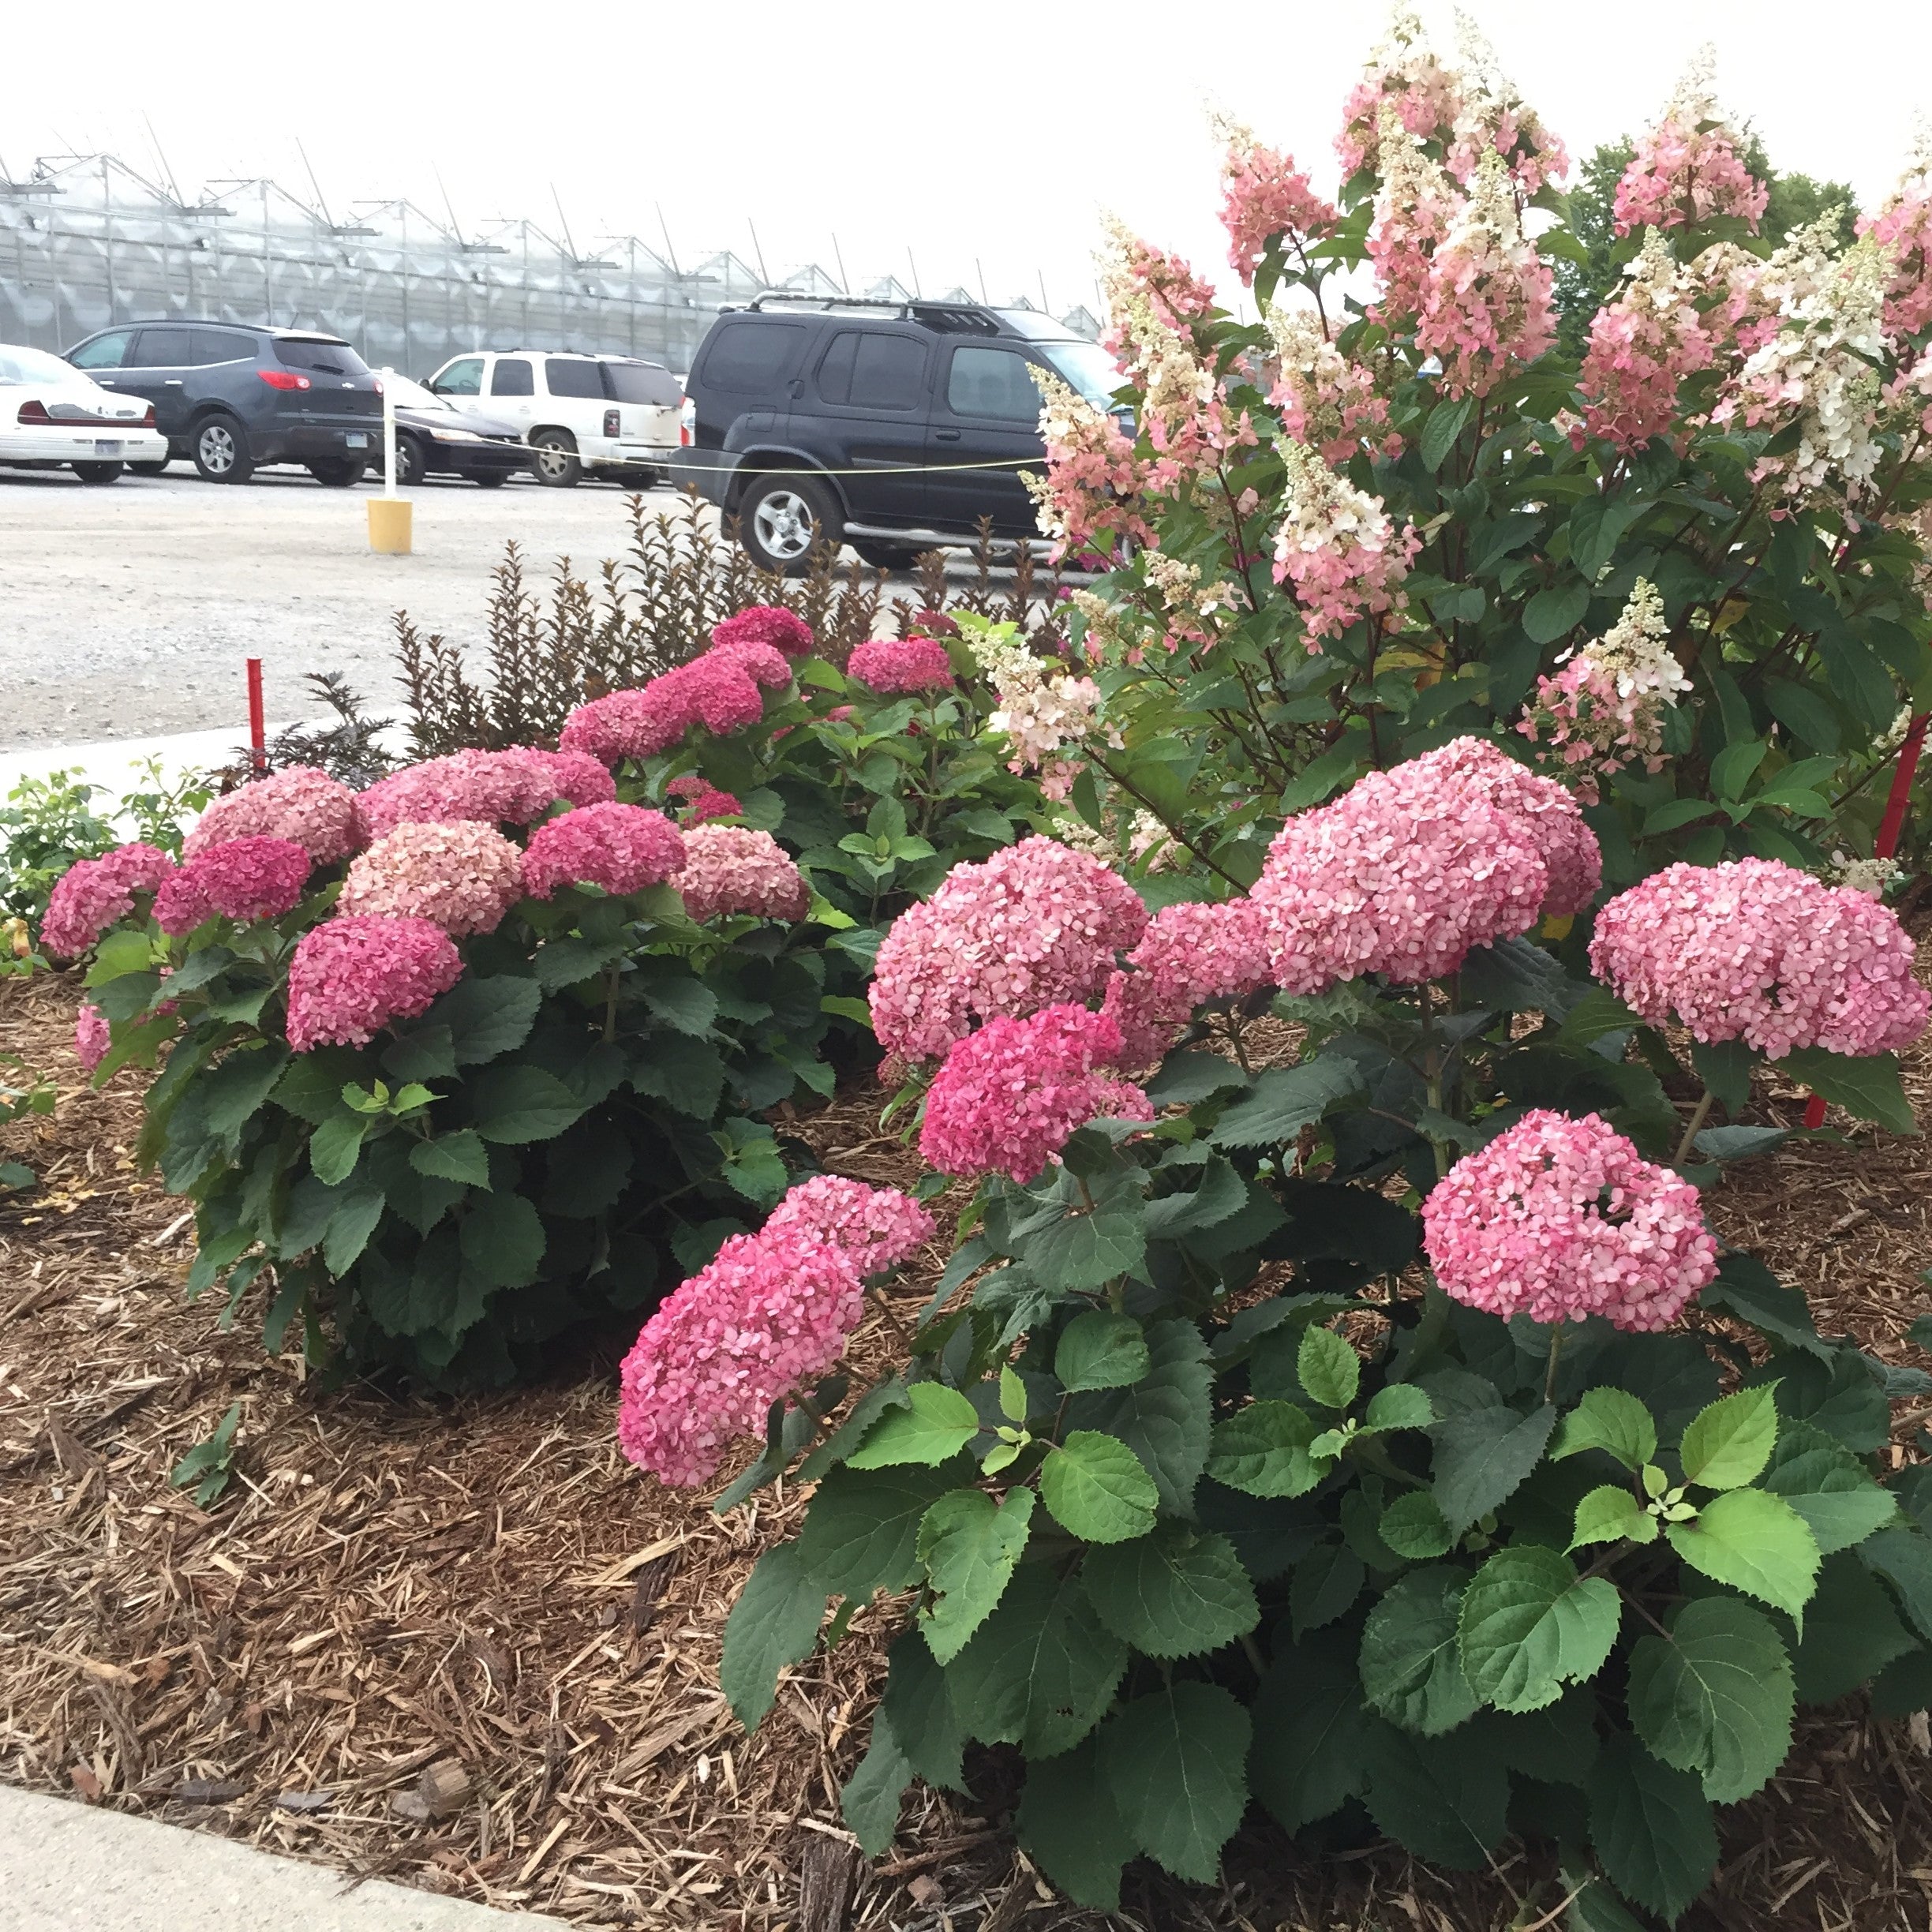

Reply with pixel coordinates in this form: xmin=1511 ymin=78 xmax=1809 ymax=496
xmin=739 ymin=292 xmax=1005 ymax=335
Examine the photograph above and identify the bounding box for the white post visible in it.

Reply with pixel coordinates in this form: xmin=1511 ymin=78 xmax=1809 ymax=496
xmin=382 ymin=365 xmax=397 ymax=497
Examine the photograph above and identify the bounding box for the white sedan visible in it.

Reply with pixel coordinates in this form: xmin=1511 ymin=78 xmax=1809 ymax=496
xmin=0 ymin=344 xmax=170 ymax=483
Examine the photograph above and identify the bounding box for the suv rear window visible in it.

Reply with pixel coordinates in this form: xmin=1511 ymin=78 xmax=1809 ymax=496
xmin=699 ymin=320 xmax=803 ymax=395
xmin=603 ymin=361 xmax=680 ymax=406
xmin=276 ymin=337 xmax=369 ymax=376
xmin=818 ymin=331 xmax=927 ymax=411
xmin=545 ymin=358 xmax=605 ymax=399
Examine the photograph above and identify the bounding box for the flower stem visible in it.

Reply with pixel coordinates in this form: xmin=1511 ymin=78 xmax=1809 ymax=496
xmin=864 ymin=1281 xmax=914 ymax=1350
xmin=1544 ymin=1323 xmax=1566 ymax=1406
xmin=793 ymin=1390 xmax=837 ymax=1441
xmin=1672 ymin=1084 xmax=1717 ymax=1170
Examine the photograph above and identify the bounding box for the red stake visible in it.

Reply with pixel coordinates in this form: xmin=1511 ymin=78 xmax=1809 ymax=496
xmin=1803 ymin=710 xmax=1928 ymax=1129
xmin=247 ymin=658 xmax=266 ymax=775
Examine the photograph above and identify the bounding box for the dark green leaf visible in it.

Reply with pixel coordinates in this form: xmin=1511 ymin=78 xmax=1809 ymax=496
xmin=1627 ymin=1596 xmax=1793 ymax=1802
xmin=1459 ymin=934 xmax=1579 ymax=1017
xmin=1777 ymin=1046 xmax=1916 ymax=1136
xmin=1361 ymin=1723 xmax=1511 ymax=1870
xmin=1023 ymin=1207 xmax=1146 ymax=1294
xmin=1701 ymin=1253 xmax=1829 ymax=1361
xmin=459 ymin=1190 xmax=545 ymax=1291
xmin=1420 ymin=391 xmax=1475 ymax=470
xmin=1457 ymin=1545 xmax=1621 ymax=1713
xmin=796 ymin=1381 xmax=911 ymax=1484
xmin=881 ymin=1628 xmax=965 ymax=1791
xmin=410 ymin=1130 xmax=491 ymax=1188
xmin=631 ymin=1033 xmax=727 ymax=1119
xmin=308 ymin=1113 xmax=368 ymax=1188
xmin=644 ymin=978 xmax=719 ymax=1037
xmin=1103 ymin=1683 xmax=1251 ymax=1882
xmin=1211 ymin=1057 xmax=1365 ymax=1148
xmin=1016 ymin=1736 xmax=1136 ymax=1911
xmin=1688 ymin=1036 xmax=1756 ymax=1114
xmin=429 ymin=975 xmax=542 ymax=1066
xmin=1249 ymin=1627 xmax=1379 ymax=1833
xmin=1587 ymin=1734 xmax=1719 ymax=1924
xmin=1054 ymin=1311 xmax=1150 ymax=1392
xmin=1290 ymin=1541 xmax=1365 ymax=1635
xmin=200 ymin=1047 xmax=292 ymax=1140
xmin=469 ymin=1064 xmax=584 ymax=1144
xmin=796 ymin=1462 xmax=965 ymax=1598
xmin=1144 ymin=1154 xmax=1248 ymax=1240
xmin=320 ymin=1185 xmax=386 ymax=1276
xmin=840 ymin=1721 xmax=911 ymax=1856
xmin=1789 ymin=1552 xmax=1915 ymax=1705
xmin=720 ymin=1543 xmax=826 ymax=1731
xmin=1380 ymin=1492 xmax=1454 ymax=1559
xmin=1207 ymin=1399 xmax=1322 ymax=1500
xmin=1359 ymin=1566 xmax=1480 ymax=1736
xmin=1147 ymin=1052 xmax=1251 ymax=1107
xmin=1860 ymin=1526 xmax=1932 ymax=1644
xmin=917 ymin=1486 xmax=1035 ymax=1664
xmin=1081 ymin=1525 xmax=1257 ymax=1658
xmin=1523 ymin=580 xmax=1591 ymax=644
xmin=1066 ymin=1319 xmax=1211 ymax=1517
xmin=1762 ymin=1418 xmax=1899 ymax=1555
xmin=1432 ymin=1403 xmax=1557 ymax=1534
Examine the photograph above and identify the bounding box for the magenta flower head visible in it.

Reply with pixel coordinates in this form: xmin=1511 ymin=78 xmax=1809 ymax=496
xmin=184 ymin=767 xmax=362 ymax=866
xmin=664 ymin=773 xmax=743 ymax=826
xmin=705 ymin=638 xmax=795 ymax=689
xmin=339 ymin=821 xmax=524 ymax=938
xmin=75 ymin=1002 xmax=111 ymax=1075
xmin=285 ymin=915 xmax=463 ymax=1050
xmin=1590 ymin=857 xmax=1929 ymax=1061
xmin=712 ymin=604 xmax=814 ymax=657
xmin=870 ymin=836 xmax=1149 ymax=1061
xmin=1102 ymin=897 xmax=1275 ymax=1069
xmin=521 ymin=802 xmax=687 ymax=899
xmin=846 ymin=635 xmax=957 ymax=695
xmin=39 ymin=841 xmax=176 ymax=958
xmin=155 ymin=836 xmax=311 ymax=935
xmin=676 ymin=825 xmax=809 ymax=923
xmin=558 ymin=650 xmax=779 ymax=765
xmin=919 ymin=1004 xmax=1152 ymax=1184
xmin=357 ymin=747 xmax=614 ymax=841
xmin=762 ymin=1174 xmax=935 ymax=1276
xmin=616 ymin=1226 xmax=863 ymax=1488
xmin=1423 ymin=1109 xmax=1718 ymax=1332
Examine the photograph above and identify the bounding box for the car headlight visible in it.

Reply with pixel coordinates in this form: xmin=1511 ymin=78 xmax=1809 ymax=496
xmin=430 ymin=427 xmax=486 ymax=444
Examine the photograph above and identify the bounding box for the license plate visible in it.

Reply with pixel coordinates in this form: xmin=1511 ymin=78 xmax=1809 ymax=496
xmin=346 ymin=432 xmax=369 ymax=450
xmin=93 ymin=440 xmax=122 ymax=456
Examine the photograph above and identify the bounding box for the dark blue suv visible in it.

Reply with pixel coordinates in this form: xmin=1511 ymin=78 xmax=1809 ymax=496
xmin=681 ymin=298 xmax=1125 ymax=572
xmin=63 ymin=322 xmax=384 ymax=485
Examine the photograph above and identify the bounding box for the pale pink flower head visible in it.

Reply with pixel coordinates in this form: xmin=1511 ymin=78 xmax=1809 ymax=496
xmin=183 ymin=767 xmax=362 ymax=866
xmin=1861 ymin=185 xmax=1932 ymax=339
xmin=1335 ymin=9 xmax=1462 ymax=178
xmin=155 ymin=836 xmax=311 ymax=935
xmin=1424 ymin=1110 xmax=1718 ymax=1332
xmin=75 ymin=1002 xmax=111 ymax=1075
xmin=1579 ymin=229 xmax=1716 ymax=451
xmin=676 ymin=825 xmax=809 ymax=923
xmin=1589 ymin=858 xmax=1930 ymax=1061
xmin=1272 ymin=438 xmax=1420 ymax=647
xmin=712 ymin=605 xmax=814 ymax=657
xmin=846 ymin=635 xmax=957 ymax=695
xmin=919 ymin=1005 xmax=1153 ymax=1184
xmin=616 ymin=1226 xmax=863 ymax=1488
xmin=358 ymin=747 xmax=614 ymax=841
xmin=285 ymin=915 xmax=463 ymax=1051
xmin=338 ymin=821 xmax=524 ymax=938
xmin=39 ymin=842 xmax=177 ymax=958
xmin=1613 ymin=58 xmax=1767 ymax=237
xmin=762 ymin=1174 xmax=936 ymax=1276
xmin=869 ymin=835 xmax=1149 ymax=1061
xmin=1267 ymin=306 xmax=1401 ymax=465
xmin=1214 ymin=115 xmax=1337 ymax=286
xmin=1103 ymin=898 xmax=1275 ymax=1069
xmin=521 ymin=802 xmax=687 ymax=900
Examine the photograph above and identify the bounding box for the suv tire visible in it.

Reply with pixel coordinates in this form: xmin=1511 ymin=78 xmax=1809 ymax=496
xmin=192 ymin=414 xmax=254 ymax=484
xmin=307 ymin=457 xmax=365 ymax=488
xmin=531 ymin=429 xmax=582 ymax=487
xmin=739 ymin=470 xmax=840 ymax=575
xmin=73 ymin=462 xmax=125 ymax=485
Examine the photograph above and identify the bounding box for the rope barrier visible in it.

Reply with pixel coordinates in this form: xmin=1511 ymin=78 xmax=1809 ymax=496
xmin=650 ymin=453 xmax=1040 ymax=481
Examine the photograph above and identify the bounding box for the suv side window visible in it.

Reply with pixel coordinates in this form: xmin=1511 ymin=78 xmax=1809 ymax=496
xmin=435 ymin=358 xmax=484 ymax=396
xmin=545 ymin=358 xmax=605 ymax=399
xmin=192 ymin=328 xmax=253 ymax=366
xmin=698 ymin=320 xmax=804 ymax=395
xmin=69 ymin=330 xmax=134 ymax=370
xmin=131 ymin=327 xmax=193 ymax=367
xmin=832 ymin=333 xmax=927 ymax=411
xmin=491 ymin=358 xmax=534 ymax=397
xmin=946 ymin=346 xmax=1042 ymax=422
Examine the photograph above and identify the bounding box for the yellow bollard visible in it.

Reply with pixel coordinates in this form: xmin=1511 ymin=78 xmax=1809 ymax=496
xmin=367 ymin=497 xmax=413 ymax=553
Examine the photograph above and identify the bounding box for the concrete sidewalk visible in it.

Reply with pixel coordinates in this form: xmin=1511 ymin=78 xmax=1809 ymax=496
xmin=0 ymin=1787 xmax=568 ymax=1931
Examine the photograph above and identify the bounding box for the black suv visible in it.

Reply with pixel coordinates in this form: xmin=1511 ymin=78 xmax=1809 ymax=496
xmin=682 ymin=298 xmax=1125 ymax=572
xmin=62 ymin=322 xmax=383 ymax=485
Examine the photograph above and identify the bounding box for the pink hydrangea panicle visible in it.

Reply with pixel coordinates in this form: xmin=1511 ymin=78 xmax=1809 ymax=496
xmin=75 ymin=1002 xmax=111 ymax=1075
xmin=1589 ymin=858 xmax=1930 ymax=1061
xmin=869 ymin=836 xmax=1149 ymax=1061
xmin=616 ymin=1228 xmax=863 ymax=1488
xmin=1612 ymin=53 xmax=1768 ymax=237
xmin=711 ymin=605 xmax=814 ymax=658
xmin=1578 ymin=229 xmax=1716 ymax=449
xmin=285 ymin=915 xmax=462 ymax=1051
xmin=1860 ymin=163 xmax=1932 ymax=339
xmin=919 ymin=1005 xmax=1153 ymax=1184
xmin=1027 ymin=366 xmax=1155 ymax=558
xmin=1272 ymin=437 xmax=1420 ymax=647
xmin=1103 ymin=898 xmax=1275 ymax=1069
xmin=521 ymin=802 xmax=687 ymax=899
xmin=1367 ymin=112 xmax=1458 ymax=327
xmin=675 ymin=826 xmax=809 ymax=923
xmin=1443 ymin=17 xmax=1568 ymax=195
xmin=1335 ymin=7 xmax=1463 ymax=178
xmin=845 ymin=635 xmax=957 ymax=694
xmin=1423 ymin=1110 xmax=1718 ymax=1332
xmin=762 ymin=1174 xmax=936 ymax=1276
xmin=338 ymin=820 xmax=524 ymax=937
xmin=1212 ymin=112 xmax=1338 ymax=286
xmin=183 ymin=766 xmax=362 ymax=865
xmin=664 ymin=773 xmax=744 ymax=826
xmin=154 ymin=836 xmax=311 ymax=935
xmin=39 ymin=842 xmax=178 ymax=958
xmin=1267 ymin=305 xmax=1400 ymax=464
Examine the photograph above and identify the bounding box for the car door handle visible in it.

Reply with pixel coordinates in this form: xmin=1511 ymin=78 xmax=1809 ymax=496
xmin=934 ymin=429 xmax=961 ymax=442
xmin=163 ymin=380 xmax=183 ymax=386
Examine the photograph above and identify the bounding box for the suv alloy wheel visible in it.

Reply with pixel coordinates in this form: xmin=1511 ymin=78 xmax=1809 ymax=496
xmin=739 ymin=472 xmax=839 ymax=575
xmin=192 ymin=415 xmax=254 ymax=484
xmin=530 ymin=429 xmax=582 ymax=487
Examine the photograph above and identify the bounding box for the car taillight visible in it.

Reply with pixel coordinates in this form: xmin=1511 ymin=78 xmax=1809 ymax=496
xmin=140 ymin=403 xmax=156 ymax=426
xmin=680 ymin=395 xmax=695 ymax=448
xmin=603 ymin=408 xmax=621 ymax=438
xmin=17 ymin=399 xmax=51 ymax=424
xmin=258 ymin=369 xmax=311 ymax=391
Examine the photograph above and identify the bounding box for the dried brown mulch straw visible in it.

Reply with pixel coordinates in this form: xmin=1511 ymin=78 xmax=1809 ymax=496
xmin=3 ymin=961 xmax=1932 ymax=1932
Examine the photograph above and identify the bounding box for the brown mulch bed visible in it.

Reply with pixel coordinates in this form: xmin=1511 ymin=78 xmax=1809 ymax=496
xmin=2 ymin=964 xmax=1930 ymax=1932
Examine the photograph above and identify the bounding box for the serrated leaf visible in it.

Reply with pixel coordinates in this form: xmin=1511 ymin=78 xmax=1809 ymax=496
xmin=1067 ymin=1320 xmax=1211 ymax=1517
xmin=1588 ymin=1735 xmax=1718 ymax=1926
xmin=1299 ymin=1326 xmax=1361 ymax=1410
xmin=881 ymin=1627 xmax=964 ymax=1790
xmin=1791 ymin=1552 xmax=1916 ymax=1704
xmin=469 ymin=1063 xmax=584 ymax=1144
xmin=1249 ymin=1626 xmax=1380 ymax=1833
xmin=1361 ymin=1723 xmax=1511 ymax=1870
xmin=1206 ymin=1399 xmax=1322 ymax=1499
xmin=1859 ymin=1526 xmax=1932 ymax=1643
xmin=1456 ymin=1546 xmax=1621 ymax=1713
xmin=1290 ymin=1541 xmax=1365 ymax=1634
xmin=1700 ymin=1253 xmax=1829 ymax=1361
xmin=1024 ymin=1208 xmax=1146 ymax=1294
xmin=1679 ymin=1384 xmax=1779 ymax=1491
xmin=1054 ymin=1311 xmax=1149 ymax=1392
xmin=1420 ymin=391 xmax=1475 ymax=470
xmin=1552 ymin=1388 xmax=1657 ymax=1472
xmin=721 ymin=1543 xmax=826 ymax=1731
xmin=1666 ymin=1488 xmax=1821 ymax=1622
xmin=1143 ymin=1154 xmax=1248 ymax=1240
xmin=1380 ymin=1491 xmax=1454 ymax=1559
xmin=320 ymin=1185 xmax=386 ymax=1276
xmin=458 ymin=1190 xmax=544 ymax=1290
xmin=1571 ymin=1485 xmax=1657 ymax=1552
xmin=1016 ymin=1736 xmax=1136 ymax=1910
xmin=1360 ymin=1566 xmax=1480 ymax=1736
xmin=644 ymin=977 xmax=718 ymax=1037
xmin=1777 ymin=1046 xmax=1916 ymax=1135
xmin=1365 ymin=1384 xmax=1434 ymax=1432
xmin=1432 ymin=1403 xmax=1557 ymax=1535
xmin=1039 ymin=1432 xmax=1159 ymax=1544
xmin=308 ymin=1112 xmax=368 ymax=1187
xmin=410 ymin=1129 xmax=491 ymax=1188
xmin=1146 ymin=1051 xmax=1251 ymax=1107
xmin=428 ymin=975 xmax=541 ymax=1066
xmin=1761 ymin=1419 xmax=1898 ymax=1555
xmin=1081 ymin=1525 xmax=1258 ymax=1658
xmin=918 ymin=1486 xmax=1035 ymax=1663
xmin=1210 ymin=1057 xmax=1365 ymax=1148
xmin=846 ymin=1382 xmax=981 ymax=1469
xmin=795 ymin=1462 xmax=964 ymax=1597
xmin=1627 ymin=1597 xmax=1794 ymax=1803
xmin=840 ymin=1720 xmax=911 ymax=1856
xmin=1524 ymin=579 xmax=1591 ymax=644
xmin=1103 ymin=1683 xmax=1251 ymax=1883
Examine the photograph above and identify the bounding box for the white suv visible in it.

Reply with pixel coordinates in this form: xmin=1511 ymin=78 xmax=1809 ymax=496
xmin=424 ymin=350 xmax=681 ymax=488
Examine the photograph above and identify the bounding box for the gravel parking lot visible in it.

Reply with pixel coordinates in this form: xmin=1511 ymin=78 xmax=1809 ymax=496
xmin=0 ymin=467 xmax=710 ymax=749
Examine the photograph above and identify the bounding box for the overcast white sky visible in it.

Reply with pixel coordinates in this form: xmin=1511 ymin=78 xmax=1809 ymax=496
xmin=9 ymin=0 xmax=1932 ymax=314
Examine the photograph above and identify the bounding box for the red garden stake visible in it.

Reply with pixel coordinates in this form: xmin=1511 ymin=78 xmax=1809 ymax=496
xmin=246 ymin=657 xmax=267 ymax=776
xmin=1803 ymin=709 xmax=1929 ymax=1129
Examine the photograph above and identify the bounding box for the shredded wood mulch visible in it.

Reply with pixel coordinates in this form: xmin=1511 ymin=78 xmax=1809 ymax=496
xmin=3 ymin=962 xmax=1931 ymax=1932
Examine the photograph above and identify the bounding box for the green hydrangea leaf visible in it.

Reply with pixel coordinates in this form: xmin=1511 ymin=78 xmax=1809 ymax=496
xmin=1290 ymin=1541 xmax=1365 ymax=1635
xmin=1587 ymin=1735 xmax=1718 ymax=1926
xmin=1432 ymin=1403 xmax=1557 ymax=1535
xmin=1761 ymin=1417 xmax=1899 ymax=1555
xmin=1552 ymin=1388 xmax=1658 ymax=1472
xmin=795 ymin=1461 xmax=966 ymax=1598
xmin=1299 ymin=1325 xmax=1361 ymax=1410
xmin=1103 ymin=1683 xmax=1251 ymax=1883
xmin=1679 ymin=1384 xmax=1779 ymax=1491
xmin=1016 ymin=1735 xmax=1136 ymax=1910
xmin=1380 ymin=1491 xmax=1455 ymax=1560
xmin=845 ymin=1381 xmax=982 ymax=1470
xmin=1206 ymin=1398 xmax=1322 ymax=1499
xmin=1249 ymin=1627 xmax=1380 ymax=1833
xmin=1039 ymin=1432 xmax=1159 ymax=1544
xmin=1067 ymin=1320 xmax=1211 ymax=1517
xmin=1365 ymin=1383 xmax=1434 ymax=1432
xmin=917 ymin=1486 xmax=1035 ymax=1663
xmin=1361 ymin=1722 xmax=1511 ymax=1870
xmin=1054 ymin=1311 xmax=1150 ymax=1392
xmin=1080 ymin=1525 xmax=1259 ymax=1659
xmin=1666 ymin=1488 xmax=1822 ymax=1623
xmin=720 ymin=1543 xmax=827 ymax=1731
xmin=840 ymin=1719 xmax=911 ymax=1857
xmin=1456 ymin=1545 xmax=1620 ymax=1713
xmin=1359 ymin=1566 xmax=1480 ymax=1736
xmin=1570 ymin=1485 xmax=1657 ymax=1552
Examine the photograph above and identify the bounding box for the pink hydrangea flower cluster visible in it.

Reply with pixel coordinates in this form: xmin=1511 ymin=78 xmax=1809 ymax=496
xmin=919 ymin=1005 xmax=1152 ymax=1183
xmin=521 ymin=802 xmax=687 ymax=899
xmin=338 ymin=821 xmax=525 ymax=937
xmin=711 ymin=605 xmax=814 ymax=657
xmin=1589 ymin=857 xmax=1930 ymax=1061
xmin=183 ymin=766 xmax=363 ymax=866
xmin=1612 ymin=71 xmax=1767 ymax=237
xmin=1272 ymin=437 xmax=1420 ymax=646
xmin=1028 ymin=368 xmax=1155 ymax=556
xmin=1578 ymin=229 xmax=1716 ymax=449
xmin=617 ymin=1226 xmax=863 ymax=1488
xmin=358 ymin=747 xmax=615 ymax=840
xmin=1861 ymin=189 xmax=1932 ymax=339
xmin=1335 ymin=10 xmax=1463 ymax=178
xmin=1102 ymin=898 xmax=1275 ymax=1069
xmin=1252 ymin=756 xmax=1549 ymax=986
xmin=1367 ymin=113 xmax=1459 ymax=326
xmin=39 ymin=842 xmax=177 ymax=958
xmin=663 ymin=773 xmax=743 ymax=826
xmin=1423 ymin=1109 xmax=1718 ymax=1332
xmin=285 ymin=915 xmax=463 ymax=1050
xmin=75 ymin=1002 xmax=110 ymax=1075
xmin=845 ymin=635 xmax=957 ymax=694
xmin=155 ymin=836 xmax=311 ymax=936
xmin=1267 ymin=307 xmax=1401 ymax=465
xmin=869 ymin=836 xmax=1149 ymax=1061
xmin=1215 ymin=118 xmax=1337 ymax=286
xmin=675 ymin=826 xmax=809 ymax=923
xmin=560 ymin=641 xmax=792 ymax=765
xmin=762 ymin=1174 xmax=935 ymax=1276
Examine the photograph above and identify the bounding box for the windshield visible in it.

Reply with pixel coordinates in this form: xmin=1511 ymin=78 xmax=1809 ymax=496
xmin=1039 ymin=340 xmax=1126 ymax=410
xmin=387 ymin=373 xmax=445 ymax=410
xmin=0 ymin=345 xmax=90 ymax=387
